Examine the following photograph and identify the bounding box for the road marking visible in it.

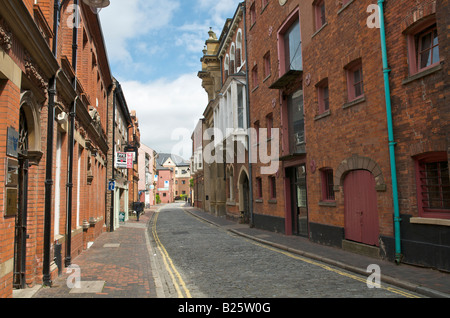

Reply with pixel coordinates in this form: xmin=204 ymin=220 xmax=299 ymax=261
xmin=247 ymin=239 xmax=421 ymax=298
xmin=151 ymin=211 xmax=192 ymax=298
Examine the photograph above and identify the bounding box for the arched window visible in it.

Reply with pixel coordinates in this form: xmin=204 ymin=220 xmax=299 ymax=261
xmin=236 ymin=30 xmax=243 ymax=68
xmin=230 ymin=43 xmax=236 ymax=75
xmin=224 ymin=55 xmax=230 ymax=80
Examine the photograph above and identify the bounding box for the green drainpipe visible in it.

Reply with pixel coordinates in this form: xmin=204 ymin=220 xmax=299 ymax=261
xmin=378 ymin=0 xmax=402 ymax=264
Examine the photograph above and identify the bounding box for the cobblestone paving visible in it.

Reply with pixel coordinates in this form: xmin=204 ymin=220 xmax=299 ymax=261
xmin=152 ymin=205 xmax=423 ymax=298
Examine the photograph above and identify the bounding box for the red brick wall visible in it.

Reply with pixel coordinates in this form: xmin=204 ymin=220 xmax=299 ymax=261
xmin=383 ymin=0 xmax=449 ymax=218
xmin=302 ymin=0 xmax=394 ymax=237
xmin=0 ymin=79 xmax=21 ymax=297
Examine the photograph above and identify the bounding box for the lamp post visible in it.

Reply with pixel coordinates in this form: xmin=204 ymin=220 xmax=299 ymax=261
xmin=43 ymin=0 xmax=110 ymax=287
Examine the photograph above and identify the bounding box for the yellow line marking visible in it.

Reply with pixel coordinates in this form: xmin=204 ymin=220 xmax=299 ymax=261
xmin=247 ymin=239 xmax=421 ymax=298
xmin=183 ymin=209 xmax=421 ymax=298
xmin=152 ymin=211 xmax=192 ymax=298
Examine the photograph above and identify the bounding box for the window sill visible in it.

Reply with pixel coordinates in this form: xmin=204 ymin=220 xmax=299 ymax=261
xmin=268 ymin=199 xmax=277 ymax=204
xmin=337 ymin=0 xmax=355 ymax=15
xmin=314 ymin=109 xmax=331 ymax=121
xmin=251 ymin=85 xmax=259 ymax=93
xmin=402 ymin=64 xmax=442 ymax=85
xmin=410 ymin=217 xmax=450 ymax=227
xmin=255 ymin=199 xmax=263 ymax=203
xmin=319 ymin=201 xmax=336 ymax=207
xmin=312 ymin=22 xmax=328 ymax=39
xmin=263 ymin=74 xmax=271 ymax=83
xmin=342 ymin=96 xmax=365 ymax=109
xmin=226 ymin=201 xmax=236 ymax=206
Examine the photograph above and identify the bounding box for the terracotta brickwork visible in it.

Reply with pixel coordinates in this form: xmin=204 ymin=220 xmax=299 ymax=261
xmin=0 ymin=0 xmax=113 ymax=297
xmin=196 ymin=0 xmax=449 ymax=270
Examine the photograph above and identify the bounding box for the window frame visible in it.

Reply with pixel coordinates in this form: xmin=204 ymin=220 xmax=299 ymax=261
xmin=414 ymin=152 xmax=450 ymax=219
xmin=320 ymin=168 xmax=335 ymax=202
xmin=277 ymin=8 xmax=302 ymax=77
xmin=269 ymin=175 xmax=277 ymax=200
xmin=316 ymin=78 xmax=329 ymax=114
xmin=256 ymin=177 xmax=263 ymax=199
xmin=314 ymin=0 xmax=326 ymax=31
xmin=345 ymin=60 xmax=364 ymax=102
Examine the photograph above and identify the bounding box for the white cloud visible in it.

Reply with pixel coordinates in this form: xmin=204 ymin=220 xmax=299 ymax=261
xmin=119 ymin=73 xmax=207 ymax=159
xmin=100 ymin=0 xmax=179 ymax=63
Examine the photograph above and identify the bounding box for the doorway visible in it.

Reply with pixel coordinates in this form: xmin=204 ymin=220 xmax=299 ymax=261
xmin=287 ymin=165 xmax=308 ymax=236
xmin=238 ymin=169 xmax=250 ymax=224
xmin=344 ymin=170 xmax=379 ymax=246
xmin=14 ymin=108 xmax=29 ymax=289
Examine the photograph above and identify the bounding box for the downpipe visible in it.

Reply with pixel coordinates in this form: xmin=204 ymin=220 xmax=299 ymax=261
xmin=378 ymin=0 xmax=402 ymax=264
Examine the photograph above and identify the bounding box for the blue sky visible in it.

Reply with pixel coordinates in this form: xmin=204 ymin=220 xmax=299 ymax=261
xmin=99 ymin=0 xmax=243 ymax=159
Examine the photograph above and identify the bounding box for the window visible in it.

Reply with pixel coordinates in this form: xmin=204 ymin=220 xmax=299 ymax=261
xmin=316 ymin=79 xmax=329 ymax=114
xmin=236 ymin=31 xmax=243 ymax=68
xmin=250 ymin=2 xmax=256 ymax=26
xmin=321 ymin=169 xmax=335 ymax=201
xmin=406 ymin=19 xmax=440 ymax=75
xmin=252 ymin=65 xmax=258 ymax=88
xmin=415 ymin=153 xmax=450 ymax=219
xmin=314 ymin=0 xmax=326 ymax=30
xmin=254 ymin=120 xmax=260 ymax=144
xmin=224 ymin=55 xmax=230 ymax=80
xmin=416 ymin=24 xmax=439 ymax=72
xmin=269 ymin=176 xmax=277 ymax=199
xmin=230 ymin=43 xmax=236 ymax=74
xmin=283 ymin=18 xmax=302 ymax=73
xmin=237 ymin=85 xmax=245 ymax=129
xmin=287 ymin=90 xmax=305 ymax=154
xmin=256 ymin=177 xmax=262 ymax=199
xmin=263 ymin=51 xmax=271 ymax=78
xmin=345 ymin=60 xmax=364 ymax=102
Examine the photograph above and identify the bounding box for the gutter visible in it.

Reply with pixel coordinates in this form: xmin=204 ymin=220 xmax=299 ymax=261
xmin=378 ymin=0 xmax=402 ymax=264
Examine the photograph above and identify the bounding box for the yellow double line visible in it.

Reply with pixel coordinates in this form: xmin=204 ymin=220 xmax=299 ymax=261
xmin=247 ymin=239 xmax=421 ymax=298
xmin=151 ymin=211 xmax=191 ymax=298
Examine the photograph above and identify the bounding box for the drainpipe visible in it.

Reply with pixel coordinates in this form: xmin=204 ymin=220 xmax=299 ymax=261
xmin=65 ymin=0 xmax=79 ymax=267
xmin=110 ymin=86 xmax=117 ymax=232
xmin=242 ymin=2 xmax=254 ymax=227
xmin=43 ymin=0 xmax=66 ymax=287
xmin=378 ymin=0 xmax=402 ymax=264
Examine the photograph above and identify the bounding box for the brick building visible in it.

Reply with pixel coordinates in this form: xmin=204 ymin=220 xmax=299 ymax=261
xmin=0 ymin=0 xmax=113 ymax=297
xmin=194 ymin=0 xmax=448 ymax=271
xmin=197 ymin=4 xmax=251 ymax=222
xmin=138 ymin=143 xmax=157 ymax=207
xmin=380 ymin=0 xmax=449 ymax=270
xmin=106 ymin=78 xmax=132 ymax=231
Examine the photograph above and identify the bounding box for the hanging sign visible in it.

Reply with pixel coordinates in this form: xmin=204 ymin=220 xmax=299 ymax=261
xmin=127 ymin=152 xmax=134 ymax=169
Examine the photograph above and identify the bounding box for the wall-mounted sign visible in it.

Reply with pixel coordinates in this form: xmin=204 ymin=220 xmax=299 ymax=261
xmin=7 ymin=127 xmax=19 ymax=158
xmin=5 ymin=188 xmax=18 ymax=217
xmin=116 ymin=152 xmax=128 ymax=168
xmin=116 ymin=152 xmax=135 ymax=169
xmin=6 ymin=158 xmax=18 ymax=187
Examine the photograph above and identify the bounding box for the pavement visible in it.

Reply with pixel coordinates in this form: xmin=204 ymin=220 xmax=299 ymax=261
xmin=14 ymin=203 xmax=450 ymax=299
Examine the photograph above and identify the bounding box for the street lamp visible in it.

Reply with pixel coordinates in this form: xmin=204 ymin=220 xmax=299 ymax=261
xmin=82 ymin=0 xmax=110 ymax=8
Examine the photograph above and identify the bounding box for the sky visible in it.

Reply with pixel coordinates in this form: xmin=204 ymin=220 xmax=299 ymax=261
xmin=99 ymin=0 xmax=243 ymax=160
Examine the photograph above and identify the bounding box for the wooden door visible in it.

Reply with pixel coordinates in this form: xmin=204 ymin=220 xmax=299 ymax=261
xmin=344 ymin=170 xmax=379 ymax=246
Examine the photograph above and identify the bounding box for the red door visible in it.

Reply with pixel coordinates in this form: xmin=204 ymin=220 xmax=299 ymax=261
xmin=344 ymin=170 xmax=379 ymax=246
